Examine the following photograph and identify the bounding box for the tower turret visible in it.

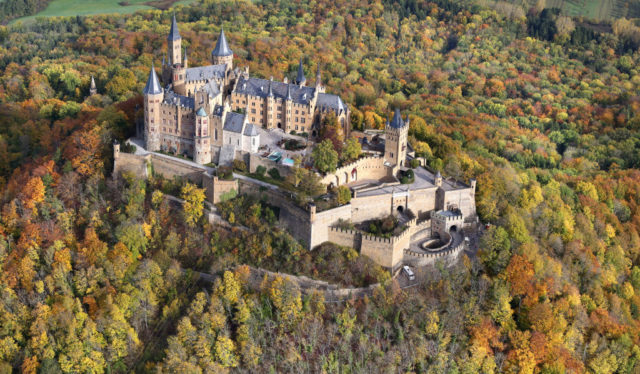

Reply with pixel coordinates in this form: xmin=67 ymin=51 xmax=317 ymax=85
xmin=315 ymin=62 xmax=321 ymax=88
xmin=194 ymin=106 xmax=212 ymax=164
xmin=89 ymin=75 xmax=97 ymax=96
xmin=435 ymin=170 xmax=442 ymax=187
xmin=143 ymin=64 xmax=163 ymax=152
xmin=183 ymin=47 xmax=188 ymax=69
xmin=167 ymin=14 xmax=182 ymax=66
xmin=285 ymin=83 xmax=293 ymax=132
xmin=211 ymin=27 xmax=233 ymax=71
xmin=296 ymin=58 xmax=306 ymax=86
xmin=384 ymin=108 xmax=408 ymax=168
xmin=266 ymin=77 xmax=274 ymax=128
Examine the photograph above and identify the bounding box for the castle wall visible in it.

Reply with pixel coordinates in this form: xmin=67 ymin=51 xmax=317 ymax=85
xmin=309 ymin=204 xmax=352 ymax=249
xmin=113 ymin=151 xmax=150 ymax=178
xmin=350 ymin=194 xmax=393 ymax=222
xmin=327 ymin=227 xmax=360 ymax=249
xmin=203 ymin=176 xmax=238 ymax=204
xmin=320 ymin=156 xmax=390 ymax=186
xmin=408 ymin=187 xmax=437 ymax=218
xmin=440 ymin=188 xmax=476 ymax=218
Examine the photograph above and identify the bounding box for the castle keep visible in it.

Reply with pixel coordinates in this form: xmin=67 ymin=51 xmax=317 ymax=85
xmin=143 ymin=15 xmax=350 ymax=164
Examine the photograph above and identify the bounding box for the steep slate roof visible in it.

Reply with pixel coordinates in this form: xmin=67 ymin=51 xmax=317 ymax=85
xmin=296 ymin=59 xmax=306 ymax=85
xmin=163 ymin=90 xmax=194 ymax=108
xmin=168 ymin=14 xmax=181 ymax=41
xmin=223 ymin=112 xmax=245 ymax=133
xmin=196 ymin=107 xmax=207 ymax=117
xmin=317 ymin=93 xmax=346 ymax=112
xmin=143 ymin=64 xmax=163 ymax=95
xmin=389 ymin=108 xmax=406 ymax=129
xmin=202 ymin=80 xmax=220 ymax=98
xmin=235 ymin=76 xmax=315 ymax=105
xmin=211 ymin=27 xmax=233 ymax=57
xmin=243 ymin=123 xmax=259 ymax=136
xmin=185 ymin=65 xmax=227 ymax=82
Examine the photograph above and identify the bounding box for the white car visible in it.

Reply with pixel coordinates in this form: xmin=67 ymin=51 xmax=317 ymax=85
xmin=403 ymin=265 xmax=415 ymax=281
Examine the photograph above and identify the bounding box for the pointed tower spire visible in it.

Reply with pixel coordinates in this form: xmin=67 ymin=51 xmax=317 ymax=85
xmin=143 ymin=63 xmax=162 ymax=95
xmin=389 ymin=108 xmax=405 ymax=128
xmin=168 ymin=13 xmax=181 ymax=41
xmin=212 ymin=27 xmax=233 ymax=57
xmin=296 ymin=58 xmax=306 ymax=86
xmin=286 ymin=83 xmax=292 ymax=101
xmin=268 ymin=77 xmax=274 ymax=97
xmin=89 ymin=75 xmax=97 ymax=96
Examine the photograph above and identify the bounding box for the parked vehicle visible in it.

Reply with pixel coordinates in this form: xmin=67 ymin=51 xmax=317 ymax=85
xmin=403 ymin=265 xmax=415 ymax=281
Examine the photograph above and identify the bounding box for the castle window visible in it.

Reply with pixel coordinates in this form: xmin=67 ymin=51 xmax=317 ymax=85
xmin=295 ymin=125 xmax=298 ymax=130
xmin=295 ymin=110 xmax=299 ymax=115
xmin=301 ymin=118 xmax=305 ymax=123
xmin=277 ymin=113 xmax=282 ymax=119
xmin=251 ymin=109 xmax=256 ymax=114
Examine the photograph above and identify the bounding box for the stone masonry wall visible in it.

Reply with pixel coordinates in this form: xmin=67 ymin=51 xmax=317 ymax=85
xmin=320 ymin=156 xmax=390 ymax=186
xmin=309 ymin=204 xmax=353 ymax=249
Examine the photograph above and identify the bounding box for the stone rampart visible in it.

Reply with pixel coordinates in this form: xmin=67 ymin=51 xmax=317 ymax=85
xmin=113 ymin=147 xmax=237 ymax=205
xmin=403 ymin=240 xmax=465 ymax=267
xmin=320 ymin=156 xmax=390 ymax=186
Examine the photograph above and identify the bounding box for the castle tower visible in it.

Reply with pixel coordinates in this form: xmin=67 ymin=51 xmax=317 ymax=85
xmin=295 ymin=58 xmax=306 ymax=86
xmin=168 ymin=14 xmax=182 ymax=67
xmin=194 ymin=106 xmax=212 ymax=164
xmin=435 ymin=170 xmax=442 ymax=187
xmin=89 ymin=75 xmax=97 ymax=96
xmin=285 ymin=83 xmax=293 ymax=132
xmin=211 ymin=27 xmax=233 ymax=71
xmin=384 ymin=108 xmax=408 ymax=167
xmin=183 ymin=47 xmax=188 ymax=69
xmin=143 ymin=64 xmax=163 ymax=152
xmin=315 ymin=62 xmax=323 ymax=91
xmin=267 ymin=77 xmax=274 ymax=128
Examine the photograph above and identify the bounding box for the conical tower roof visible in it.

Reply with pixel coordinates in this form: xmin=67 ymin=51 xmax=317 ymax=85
xmin=296 ymin=58 xmax=306 ymax=85
xmin=90 ymin=75 xmax=96 ymax=89
xmin=168 ymin=14 xmax=181 ymax=41
xmin=143 ymin=63 xmax=162 ymax=95
xmin=286 ymin=83 xmax=292 ymax=100
xmin=389 ymin=108 xmax=406 ymax=129
xmin=212 ymin=27 xmax=233 ymax=57
xmin=268 ymin=77 xmax=274 ymax=97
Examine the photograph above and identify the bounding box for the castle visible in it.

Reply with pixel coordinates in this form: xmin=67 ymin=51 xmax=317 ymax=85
xmin=143 ymin=15 xmax=350 ymax=165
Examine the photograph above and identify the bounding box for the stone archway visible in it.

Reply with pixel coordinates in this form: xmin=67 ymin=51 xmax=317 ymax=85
xmin=397 ymin=205 xmax=404 ymax=213
xmin=335 ymin=175 xmax=340 ymax=187
xmin=449 ymin=225 xmax=458 ymax=233
xmin=343 ymin=172 xmax=348 ymax=185
xmin=351 ymin=168 xmax=357 ymax=182
xmin=277 ymin=122 xmax=282 ymax=129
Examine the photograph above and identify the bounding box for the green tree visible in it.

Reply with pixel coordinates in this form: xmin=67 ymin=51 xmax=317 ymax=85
xmin=479 ymin=226 xmax=511 ymax=276
xmin=313 ymin=139 xmax=338 ymax=173
xmin=336 ymin=185 xmax=351 ymax=205
xmin=341 ymin=137 xmax=362 ymax=163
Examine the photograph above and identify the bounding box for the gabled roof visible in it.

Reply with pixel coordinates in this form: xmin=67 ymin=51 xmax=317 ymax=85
xmin=168 ymin=14 xmax=181 ymax=41
xmin=317 ymin=93 xmax=345 ymax=112
xmin=196 ymin=107 xmax=207 ymax=117
xmin=211 ymin=27 xmax=233 ymax=57
xmin=202 ymin=80 xmax=220 ymax=98
xmin=389 ymin=108 xmax=406 ymax=129
xmin=223 ymin=112 xmax=245 ymax=133
xmin=243 ymin=123 xmax=259 ymax=137
xmin=143 ymin=64 xmax=162 ymax=95
xmin=296 ymin=58 xmax=306 ymax=85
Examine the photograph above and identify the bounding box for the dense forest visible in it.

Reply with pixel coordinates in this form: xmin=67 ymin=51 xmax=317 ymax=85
xmin=1 ymin=0 xmax=640 ymax=372
xmin=0 ymin=0 xmax=51 ymax=23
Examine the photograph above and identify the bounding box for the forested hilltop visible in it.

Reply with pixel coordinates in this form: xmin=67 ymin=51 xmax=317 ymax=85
xmin=1 ymin=0 xmax=640 ymax=372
